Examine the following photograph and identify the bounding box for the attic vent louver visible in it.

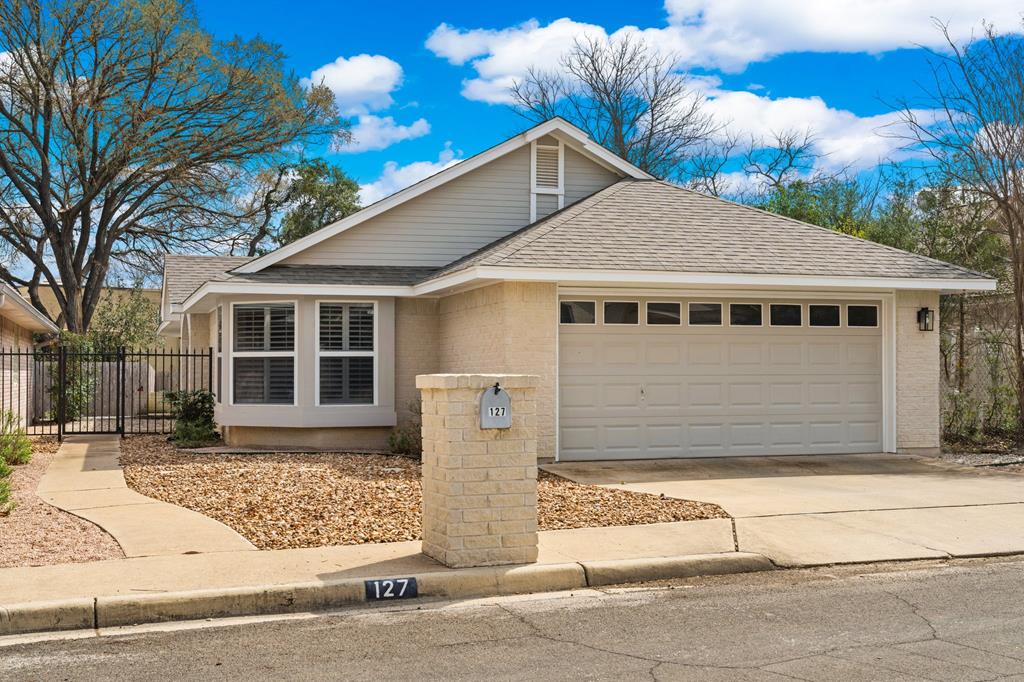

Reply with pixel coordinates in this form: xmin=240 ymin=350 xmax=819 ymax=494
xmin=531 ymin=140 xmax=564 ymax=222
xmin=535 ymin=145 xmax=560 ymax=188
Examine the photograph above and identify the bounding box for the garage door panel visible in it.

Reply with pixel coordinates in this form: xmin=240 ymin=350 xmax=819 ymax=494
xmin=728 ymin=383 xmax=764 ymax=408
xmin=559 ymin=298 xmax=883 ymax=459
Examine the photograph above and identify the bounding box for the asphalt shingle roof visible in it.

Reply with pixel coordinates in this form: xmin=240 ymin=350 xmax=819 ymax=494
xmin=163 ymin=254 xmax=255 ymax=305
xmin=217 ymin=265 xmax=438 ymax=286
xmin=427 ymin=180 xmax=991 ymax=282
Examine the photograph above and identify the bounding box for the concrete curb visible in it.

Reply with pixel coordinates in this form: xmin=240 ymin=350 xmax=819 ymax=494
xmin=0 ymin=552 xmax=772 ymax=636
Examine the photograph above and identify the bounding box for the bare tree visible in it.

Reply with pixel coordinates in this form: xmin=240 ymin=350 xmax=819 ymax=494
xmin=0 ymin=0 xmax=343 ymax=331
xmin=511 ymin=35 xmax=719 ymax=180
xmin=895 ymin=20 xmax=1024 ymax=434
xmin=742 ymin=129 xmax=823 ymax=191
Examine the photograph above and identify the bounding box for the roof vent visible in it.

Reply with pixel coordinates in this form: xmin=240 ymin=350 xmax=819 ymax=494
xmin=535 ymin=145 xmax=560 ymax=189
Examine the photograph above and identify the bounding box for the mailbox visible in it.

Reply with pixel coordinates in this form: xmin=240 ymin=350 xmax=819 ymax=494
xmin=479 ymin=383 xmax=512 ymax=429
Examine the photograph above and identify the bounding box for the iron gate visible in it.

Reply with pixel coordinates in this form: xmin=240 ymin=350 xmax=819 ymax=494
xmin=0 ymin=346 xmax=213 ymax=437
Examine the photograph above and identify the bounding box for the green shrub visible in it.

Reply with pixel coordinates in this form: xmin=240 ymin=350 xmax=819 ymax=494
xmin=166 ymin=389 xmax=218 ymax=446
xmin=47 ymin=334 xmax=97 ymax=422
xmin=0 ymin=457 xmax=11 ymax=480
xmin=387 ymin=399 xmax=422 ymax=459
xmin=0 ymin=478 xmax=10 ymax=514
xmin=0 ymin=410 xmax=32 ymax=465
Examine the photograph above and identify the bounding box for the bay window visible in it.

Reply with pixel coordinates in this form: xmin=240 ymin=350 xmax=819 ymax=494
xmin=318 ymin=302 xmax=375 ymax=405
xmin=232 ymin=303 xmax=295 ymax=404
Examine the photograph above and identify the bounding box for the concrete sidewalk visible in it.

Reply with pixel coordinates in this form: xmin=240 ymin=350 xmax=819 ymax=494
xmin=37 ymin=436 xmax=254 ymax=557
xmin=0 ymin=518 xmax=765 ymax=635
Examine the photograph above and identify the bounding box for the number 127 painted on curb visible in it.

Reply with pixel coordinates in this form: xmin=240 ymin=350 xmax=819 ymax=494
xmin=365 ymin=577 xmax=418 ymax=600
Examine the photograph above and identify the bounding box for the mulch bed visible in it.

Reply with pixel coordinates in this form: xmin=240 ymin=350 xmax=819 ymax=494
xmin=121 ymin=436 xmax=728 ymax=551
xmin=0 ymin=438 xmax=124 ymax=568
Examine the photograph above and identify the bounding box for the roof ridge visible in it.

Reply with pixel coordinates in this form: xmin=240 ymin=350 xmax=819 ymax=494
xmin=652 ymin=180 xmax=993 ymax=280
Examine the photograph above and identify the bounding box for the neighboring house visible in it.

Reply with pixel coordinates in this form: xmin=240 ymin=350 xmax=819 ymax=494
xmin=159 ymin=118 xmax=996 ymax=460
xmin=0 ymin=282 xmax=60 ymax=426
xmin=29 ymin=285 xmax=163 ymax=328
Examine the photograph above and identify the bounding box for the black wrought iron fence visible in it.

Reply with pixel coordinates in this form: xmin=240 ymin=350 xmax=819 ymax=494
xmin=0 ymin=346 xmax=212 ymax=438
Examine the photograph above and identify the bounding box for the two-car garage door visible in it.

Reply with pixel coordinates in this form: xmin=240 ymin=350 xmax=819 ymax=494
xmin=558 ymin=296 xmax=884 ymax=460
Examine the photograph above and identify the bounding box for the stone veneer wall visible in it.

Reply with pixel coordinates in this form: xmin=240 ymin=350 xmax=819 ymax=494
xmin=437 ymin=282 xmax=557 ymax=458
xmin=896 ymin=290 xmax=941 ymax=453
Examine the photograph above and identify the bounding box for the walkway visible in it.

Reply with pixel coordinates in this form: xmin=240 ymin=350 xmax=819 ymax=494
xmin=36 ymin=436 xmax=255 ymax=558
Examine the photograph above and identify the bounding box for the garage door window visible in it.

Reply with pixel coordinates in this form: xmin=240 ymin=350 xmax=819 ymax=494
xmin=604 ymin=301 xmax=639 ymax=325
xmin=847 ymin=305 xmax=878 ymax=327
xmin=809 ymin=304 xmax=841 ymax=327
xmin=647 ymin=302 xmax=681 ymax=325
xmin=688 ymin=303 xmax=722 ymax=326
xmin=730 ymin=303 xmax=763 ymax=326
xmin=770 ymin=304 xmax=802 ymax=326
xmin=560 ymin=301 xmax=596 ymax=324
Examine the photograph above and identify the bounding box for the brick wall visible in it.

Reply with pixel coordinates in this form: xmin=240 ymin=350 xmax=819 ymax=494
xmin=896 ymin=290 xmax=941 ymax=452
xmin=394 ymin=298 xmax=439 ymax=427
xmin=0 ymin=314 xmax=36 ymax=426
xmin=437 ymin=282 xmax=557 ymax=458
xmin=418 ymin=373 xmax=538 ymax=568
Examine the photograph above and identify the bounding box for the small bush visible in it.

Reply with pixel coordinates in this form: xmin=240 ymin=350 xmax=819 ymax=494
xmin=388 ymin=399 xmax=422 ymax=459
xmin=166 ymin=389 xmax=218 ymax=446
xmin=0 ymin=457 xmax=11 ymax=480
xmin=0 ymin=410 xmax=32 ymax=465
xmin=0 ymin=478 xmax=10 ymax=514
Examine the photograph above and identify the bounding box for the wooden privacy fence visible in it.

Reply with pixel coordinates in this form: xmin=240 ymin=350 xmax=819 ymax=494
xmin=0 ymin=346 xmax=213 ymax=438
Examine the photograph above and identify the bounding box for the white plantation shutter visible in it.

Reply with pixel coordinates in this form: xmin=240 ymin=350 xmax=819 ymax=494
xmin=231 ymin=303 xmax=296 ymax=405
xmin=318 ymin=303 xmax=375 ymax=405
xmin=535 ymin=145 xmax=560 ymax=188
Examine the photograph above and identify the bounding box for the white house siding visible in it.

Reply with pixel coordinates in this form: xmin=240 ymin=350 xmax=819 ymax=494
xmin=563 ymin=148 xmax=622 ymax=205
xmin=280 ymin=145 xmax=623 ymax=269
xmin=536 ymin=193 xmax=560 ymax=220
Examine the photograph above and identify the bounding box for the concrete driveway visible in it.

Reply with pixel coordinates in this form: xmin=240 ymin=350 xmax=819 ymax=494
xmin=544 ymin=454 xmax=1024 ymax=567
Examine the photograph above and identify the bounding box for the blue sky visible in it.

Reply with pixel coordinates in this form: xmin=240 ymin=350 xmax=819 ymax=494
xmin=194 ymin=0 xmax=1019 ymax=201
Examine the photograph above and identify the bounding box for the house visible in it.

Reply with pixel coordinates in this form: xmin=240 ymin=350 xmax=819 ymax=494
xmin=0 ymin=282 xmax=60 ymax=426
xmin=158 ymin=118 xmax=996 ymax=460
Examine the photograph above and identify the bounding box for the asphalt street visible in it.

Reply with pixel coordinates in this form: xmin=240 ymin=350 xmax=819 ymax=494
xmin=3 ymin=556 xmax=1024 ymax=681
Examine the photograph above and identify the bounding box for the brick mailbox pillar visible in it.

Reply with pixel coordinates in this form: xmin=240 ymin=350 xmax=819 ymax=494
xmin=416 ymin=374 xmax=539 ymax=568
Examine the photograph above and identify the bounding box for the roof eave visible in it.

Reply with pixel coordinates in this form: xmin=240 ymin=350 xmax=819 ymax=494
xmin=0 ymin=283 xmax=59 ymax=334
xmin=414 ymin=266 xmax=998 ymax=295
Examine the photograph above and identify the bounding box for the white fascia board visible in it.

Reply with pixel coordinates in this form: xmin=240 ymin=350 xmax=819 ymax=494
xmin=413 ymin=266 xmax=998 ymax=295
xmin=234 ymin=119 xmax=651 ymax=275
xmin=181 ymin=281 xmax=415 ymax=312
xmin=0 ymin=282 xmax=59 ymax=333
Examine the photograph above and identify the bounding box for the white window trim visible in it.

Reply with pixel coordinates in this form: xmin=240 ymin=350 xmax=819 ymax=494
xmin=559 ymin=300 xmax=597 ymax=325
xmin=808 ymin=303 xmax=843 ymax=328
xmin=227 ymin=300 xmax=299 ymax=407
xmin=768 ymin=302 xmax=804 ymax=328
xmin=688 ymin=301 xmax=723 ymax=326
xmin=727 ymin=302 xmax=764 ymax=328
xmin=314 ymin=300 xmax=379 ymax=408
xmin=215 ymin=305 xmax=223 ymax=403
xmin=846 ymin=303 xmax=880 ymax=328
xmin=603 ymin=300 xmax=640 ymax=326
xmin=645 ymin=301 xmax=682 ymax=326
xmin=530 ymin=140 xmax=565 ymax=222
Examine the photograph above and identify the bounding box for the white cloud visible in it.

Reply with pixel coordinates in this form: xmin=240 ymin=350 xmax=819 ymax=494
xmin=301 ymin=54 xmax=404 ymax=115
xmin=426 ymin=2 xmax=1022 ymax=102
xmin=701 ymin=88 xmax=928 ymax=172
xmin=340 ymin=115 xmax=430 ymax=153
xmin=358 ymin=145 xmax=462 ymax=205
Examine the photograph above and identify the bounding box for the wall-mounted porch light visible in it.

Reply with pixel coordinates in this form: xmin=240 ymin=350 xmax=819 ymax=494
xmin=917 ymin=307 xmax=934 ymax=332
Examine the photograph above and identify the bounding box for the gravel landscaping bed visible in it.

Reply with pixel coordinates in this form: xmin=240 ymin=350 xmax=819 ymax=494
xmin=937 ymin=450 xmax=1024 ymax=474
xmin=121 ymin=436 xmax=728 ymax=550
xmin=0 ymin=438 xmax=124 ymax=568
